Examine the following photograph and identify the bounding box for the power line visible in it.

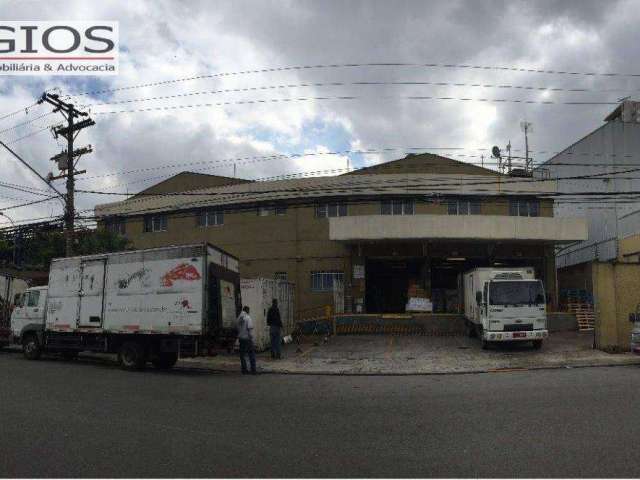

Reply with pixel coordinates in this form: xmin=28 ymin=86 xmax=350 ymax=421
xmin=0 ymin=111 xmax=55 ymax=137
xmin=88 ymin=94 xmax=619 ymax=117
xmin=79 ymin=167 xmax=640 ymax=203
xmin=75 ymin=146 xmax=640 ymax=194
xmin=0 ymin=195 xmax=59 ymax=211
xmin=0 ymin=181 xmax=52 ymax=196
xmin=84 ymin=80 xmax=640 ymax=108
xmin=73 ymin=191 xmax=640 ymax=231
xmin=71 ymin=61 xmax=640 ymax=98
xmin=0 ymin=101 xmax=40 ymax=123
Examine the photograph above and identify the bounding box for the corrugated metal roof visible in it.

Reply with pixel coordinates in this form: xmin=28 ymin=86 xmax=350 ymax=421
xmin=95 ymin=173 xmax=557 ymax=218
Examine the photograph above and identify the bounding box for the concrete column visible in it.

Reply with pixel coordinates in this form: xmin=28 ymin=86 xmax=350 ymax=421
xmin=544 ymin=245 xmax=558 ymax=310
xmin=350 ymin=244 xmax=366 ymax=313
xmin=592 ymin=262 xmax=619 ymax=351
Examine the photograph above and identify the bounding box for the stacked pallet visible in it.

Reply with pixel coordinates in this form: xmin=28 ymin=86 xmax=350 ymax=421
xmin=566 ymin=302 xmax=595 ymax=332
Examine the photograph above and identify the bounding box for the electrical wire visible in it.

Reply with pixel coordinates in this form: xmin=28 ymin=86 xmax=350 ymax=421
xmin=0 ymin=195 xmax=61 ymax=211
xmin=84 ymin=80 xmax=640 ymax=108
xmin=87 ymin=95 xmax=619 ymax=117
xmin=0 ymin=101 xmax=40 ymax=123
xmin=0 ymin=111 xmax=55 ymax=137
xmin=71 ymin=61 xmax=640 ymax=98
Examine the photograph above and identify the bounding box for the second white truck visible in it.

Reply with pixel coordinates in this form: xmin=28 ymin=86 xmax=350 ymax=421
xmin=463 ymin=267 xmax=548 ymax=349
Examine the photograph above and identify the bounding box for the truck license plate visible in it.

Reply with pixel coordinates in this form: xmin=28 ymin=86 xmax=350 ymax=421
xmin=513 ymin=332 xmax=526 ymax=338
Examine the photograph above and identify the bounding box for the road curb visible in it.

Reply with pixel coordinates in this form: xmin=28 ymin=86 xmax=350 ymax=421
xmin=179 ymin=358 xmax=640 ymax=376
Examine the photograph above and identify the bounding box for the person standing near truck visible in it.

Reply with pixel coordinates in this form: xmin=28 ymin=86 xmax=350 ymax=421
xmin=236 ymin=306 xmax=257 ymax=374
xmin=267 ymin=298 xmax=283 ymax=359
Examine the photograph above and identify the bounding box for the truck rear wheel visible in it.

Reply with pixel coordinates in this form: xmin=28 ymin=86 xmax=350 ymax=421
xmin=118 ymin=341 xmax=146 ymax=370
xmin=481 ymin=339 xmax=489 ymax=350
xmin=151 ymin=352 xmax=178 ymax=370
xmin=23 ymin=334 xmax=41 ymax=360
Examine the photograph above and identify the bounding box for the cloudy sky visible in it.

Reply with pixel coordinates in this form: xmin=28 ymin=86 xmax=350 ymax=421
xmin=0 ymin=0 xmax=638 ymax=226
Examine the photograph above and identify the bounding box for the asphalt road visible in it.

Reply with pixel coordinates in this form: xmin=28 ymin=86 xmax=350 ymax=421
xmin=1 ymin=349 xmax=639 ymax=478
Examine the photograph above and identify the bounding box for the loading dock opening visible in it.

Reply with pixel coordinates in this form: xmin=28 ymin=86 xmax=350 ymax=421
xmin=356 ymin=242 xmax=554 ymax=315
xmin=365 ymin=258 xmax=424 ymax=313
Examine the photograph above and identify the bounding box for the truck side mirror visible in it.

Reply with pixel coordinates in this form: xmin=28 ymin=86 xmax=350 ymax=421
xmin=476 ymin=291 xmax=482 ymax=304
xmin=630 ymin=313 xmax=637 ymax=323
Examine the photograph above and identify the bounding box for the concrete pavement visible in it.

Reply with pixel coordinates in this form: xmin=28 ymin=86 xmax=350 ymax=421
xmin=182 ymin=331 xmax=640 ymax=374
xmin=2 ymin=350 xmax=640 ymax=477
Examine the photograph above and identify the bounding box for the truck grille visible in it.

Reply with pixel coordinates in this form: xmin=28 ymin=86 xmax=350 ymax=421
xmin=504 ymin=324 xmax=533 ymax=332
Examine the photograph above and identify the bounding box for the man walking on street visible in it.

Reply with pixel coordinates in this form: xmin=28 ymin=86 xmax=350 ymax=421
xmin=267 ymin=298 xmax=283 ymax=359
xmin=236 ymin=306 xmax=257 ymax=374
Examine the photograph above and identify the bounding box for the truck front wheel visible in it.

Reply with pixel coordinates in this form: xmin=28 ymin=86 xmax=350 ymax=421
xmin=151 ymin=352 xmax=178 ymax=370
xmin=23 ymin=334 xmax=42 ymax=360
xmin=532 ymin=340 xmax=543 ymax=350
xmin=118 ymin=341 xmax=146 ymax=370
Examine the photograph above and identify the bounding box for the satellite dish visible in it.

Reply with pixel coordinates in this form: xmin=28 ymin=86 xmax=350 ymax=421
xmin=491 ymin=146 xmax=501 ymax=159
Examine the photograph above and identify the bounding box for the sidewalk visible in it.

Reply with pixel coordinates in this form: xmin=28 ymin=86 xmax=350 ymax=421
xmin=180 ymin=331 xmax=640 ymax=375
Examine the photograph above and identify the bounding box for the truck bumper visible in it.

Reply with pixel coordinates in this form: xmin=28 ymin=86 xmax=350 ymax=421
xmin=483 ymin=330 xmax=548 ymax=342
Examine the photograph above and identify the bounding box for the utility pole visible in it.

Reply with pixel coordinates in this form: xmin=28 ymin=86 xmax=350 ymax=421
xmin=37 ymin=93 xmax=94 ymax=256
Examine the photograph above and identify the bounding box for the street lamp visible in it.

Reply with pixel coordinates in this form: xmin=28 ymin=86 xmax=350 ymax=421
xmin=0 ymin=212 xmax=16 ymax=265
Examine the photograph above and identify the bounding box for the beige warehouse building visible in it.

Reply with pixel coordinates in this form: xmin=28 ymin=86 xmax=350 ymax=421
xmin=96 ymin=153 xmax=587 ymax=320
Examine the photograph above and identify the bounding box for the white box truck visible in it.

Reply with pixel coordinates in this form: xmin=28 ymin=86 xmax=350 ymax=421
xmin=0 ymin=273 xmax=28 ymax=348
xmin=239 ymin=278 xmax=295 ymax=351
xmin=463 ymin=267 xmax=548 ymax=349
xmin=10 ymin=243 xmax=241 ymax=369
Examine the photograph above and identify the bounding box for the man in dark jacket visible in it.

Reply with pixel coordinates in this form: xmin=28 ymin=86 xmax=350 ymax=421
xmin=266 ymin=298 xmax=283 ymax=359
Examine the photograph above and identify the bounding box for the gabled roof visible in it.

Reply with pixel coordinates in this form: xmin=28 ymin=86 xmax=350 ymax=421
xmin=133 ymin=172 xmax=251 ymax=198
xmin=343 ymin=152 xmax=501 ymax=176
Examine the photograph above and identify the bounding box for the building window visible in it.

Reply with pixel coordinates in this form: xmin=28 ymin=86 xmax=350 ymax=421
xmin=105 ymin=218 xmax=126 ymax=235
xmin=197 ymin=210 xmax=223 ymax=227
xmin=143 ymin=214 xmax=168 ymax=232
xmin=381 ymin=199 xmax=415 ymax=215
xmin=509 ymin=199 xmax=539 ymax=217
xmin=315 ymin=203 xmax=347 ymax=218
xmin=274 ymin=272 xmax=288 ymax=281
xmin=311 ymin=271 xmax=344 ymax=292
xmin=275 ymin=206 xmax=287 ymax=216
xmin=448 ymin=199 xmax=481 ymax=215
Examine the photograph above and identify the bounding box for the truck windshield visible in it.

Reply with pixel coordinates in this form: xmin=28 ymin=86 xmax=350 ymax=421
xmin=489 ymin=281 xmax=545 ymax=306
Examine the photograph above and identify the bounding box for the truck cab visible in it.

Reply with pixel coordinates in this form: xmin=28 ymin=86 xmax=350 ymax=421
xmin=11 ymin=286 xmax=47 ymax=348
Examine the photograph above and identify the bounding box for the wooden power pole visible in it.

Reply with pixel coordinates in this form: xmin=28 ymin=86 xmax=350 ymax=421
xmin=38 ymin=93 xmax=94 ymax=256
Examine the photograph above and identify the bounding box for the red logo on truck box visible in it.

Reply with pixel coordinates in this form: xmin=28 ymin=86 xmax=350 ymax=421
xmin=162 ymin=263 xmax=201 ymax=287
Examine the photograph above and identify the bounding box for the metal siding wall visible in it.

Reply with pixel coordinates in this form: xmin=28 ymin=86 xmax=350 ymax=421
xmin=546 ymin=121 xmax=640 ymax=267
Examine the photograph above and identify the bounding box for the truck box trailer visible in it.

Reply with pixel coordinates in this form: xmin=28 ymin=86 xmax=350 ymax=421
xmin=11 ymin=243 xmax=241 ymax=369
xmin=239 ymin=278 xmax=295 ymax=351
xmin=0 ymin=273 xmax=28 ymax=347
xmin=463 ymin=267 xmax=548 ymax=349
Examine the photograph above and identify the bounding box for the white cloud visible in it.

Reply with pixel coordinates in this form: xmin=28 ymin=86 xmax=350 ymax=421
xmin=0 ymin=0 xmax=637 ymax=226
